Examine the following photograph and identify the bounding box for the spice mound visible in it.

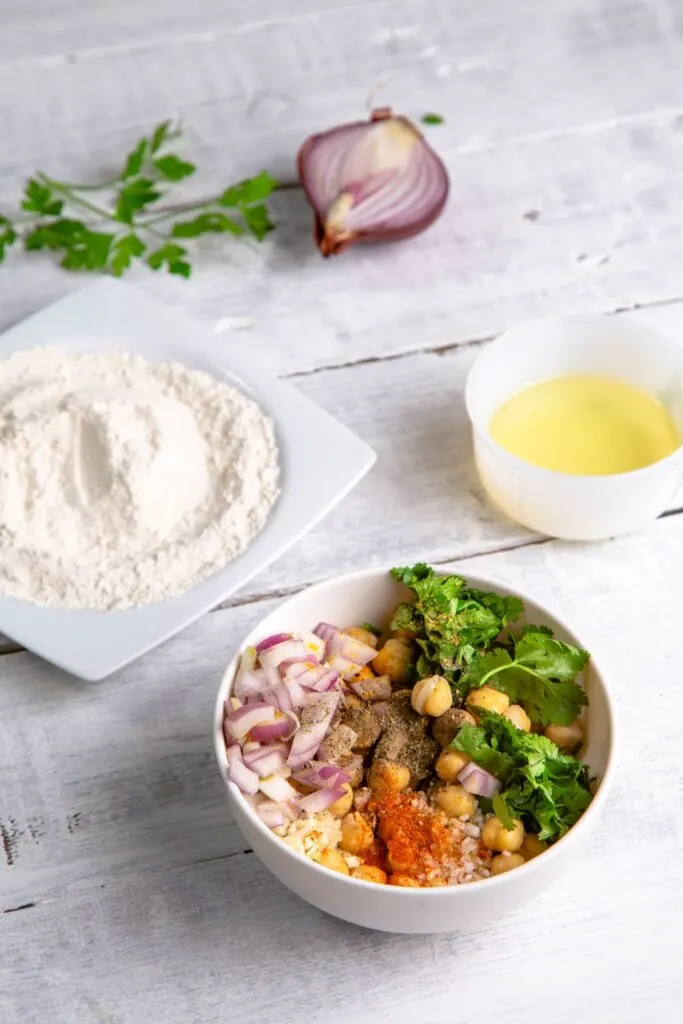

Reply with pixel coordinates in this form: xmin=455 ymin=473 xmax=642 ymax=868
xmin=0 ymin=348 xmax=279 ymax=609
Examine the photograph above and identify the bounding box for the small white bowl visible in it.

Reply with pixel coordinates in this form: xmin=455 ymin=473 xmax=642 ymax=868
xmin=213 ymin=567 xmax=615 ymax=934
xmin=465 ymin=315 xmax=683 ymax=541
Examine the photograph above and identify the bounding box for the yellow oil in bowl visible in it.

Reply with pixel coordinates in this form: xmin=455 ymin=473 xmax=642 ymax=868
xmin=490 ymin=374 xmax=679 ymax=475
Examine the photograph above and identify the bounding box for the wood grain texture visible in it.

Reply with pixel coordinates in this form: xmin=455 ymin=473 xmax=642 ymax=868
xmin=1 ymin=1 xmax=683 ymax=373
xmin=3 ymin=515 xmax=683 ymax=1022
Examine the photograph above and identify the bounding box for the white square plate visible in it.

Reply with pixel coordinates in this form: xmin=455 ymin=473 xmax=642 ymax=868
xmin=0 ymin=280 xmax=375 ymax=680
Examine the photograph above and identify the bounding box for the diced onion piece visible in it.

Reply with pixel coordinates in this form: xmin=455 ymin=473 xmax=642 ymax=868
xmin=240 ymin=646 xmax=257 ymax=672
xmin=224 ymin=702 xmax=275 ymax=741
xmin=259 ymin=773 xmax=300 ymax=803
xmin=250 ymin=711 xmax=299 ymax=743
xmin=233 ymin=668 xmax=267 ymax=701
xmin=328 ymin=654 xmax=364 ymax=682
xmin=243 ymin=746 xmax=287 ymax=777
xmin=292 ymin=763 xmax=351 ymax=790
xmin=338 ymin=633 xmax=376 ymax=665
xmin=298 ymin=787 xmax=346 ymax=813
xmin=287 ymin=691 xmax=340 ymax=769
xmin=313 ymin=622 xmax=341 ymax=658
xmin=226 ymin=745 xmax=259 ymax=795
xmin=259 ymin=639 xmax=309 ymax=670
xmin=301 ymin=630 xmax=326 ymax=661
xmin=457 ymin=762 xmax=501 ymax=797
xmin=255 ymin=633 xmax=291 ymax=654
xmin=256 ymin=800 xmax=286 ymax=828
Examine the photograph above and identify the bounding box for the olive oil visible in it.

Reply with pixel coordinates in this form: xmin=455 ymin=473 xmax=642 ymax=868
xmin=490 ymin=374 xmax=679 ymax=475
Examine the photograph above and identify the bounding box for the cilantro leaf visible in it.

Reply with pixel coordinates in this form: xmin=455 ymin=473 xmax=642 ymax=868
xmin=147 ymin=242 xmax=191 ymax=278
xmin=0 ymin=215 xmax=17 ymax=262
xmin=422 ymin=113 xmax=444 ymax=125
xmin=171 ymin=212 xmax=243 ymax=238
xmin=362 ymin=622 xmax=382 ymax=638
xmin=153 ymin=155 xmax=196 ymax=182
xmin=492 ymin=791 xmax=515 ymax=830
xmin=121 ymin=138 xmax=148 ymax=180
xmin=390 ymin=602 xmax=422 ymax=635
xmin=109 ymin=233 xmax=146 ymax=276
xmin=390 ymin=564 xmax=523 ymax=693
xmin=467 ymin=632 xmax=588 ymax=726
xmin=115 ymin=178 xmax=162 ymax=224
xmin=453 ymin=723 xmax=517 ymax=779
xmin=457 ymin=710 xmax=593 ymax=842
xmin=21 ymin=178 xmax=63 ymax=216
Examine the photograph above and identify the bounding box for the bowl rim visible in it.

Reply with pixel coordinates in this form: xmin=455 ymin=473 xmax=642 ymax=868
xmin=464 ymin=313 xmax=683 ymax=483
xmin=213 ymin=565 xmax=617 ymax=894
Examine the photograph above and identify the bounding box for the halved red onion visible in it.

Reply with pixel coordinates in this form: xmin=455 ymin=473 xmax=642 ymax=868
xmin=224 ymin=702 xmax=275 ymax=741
xmin=457 ymin=762 xmax=501 ymax=798
xmin=250 ymin=710 xmax=299 ymax=743
xmin=293 ymin=763 xmax=351 ymax=790
xmin=287 ymin=691 xmax=340 ymax=769
xmin=226 ymin=744 xmax=260 ymax=795
xmin=233 ymin=668 xmax=266 ymax=701
xmin=298 ymin=787 xmax=346 ymax=813
xmin=338 ymin=633 xmax=376 ymax=666
xmin=411 ymin=676 xmax=437 ymax=714
xmin=259 ymin=639 xmax=308 ymax=670
xmin=255 ymin=633 xmax=291 ymax=654
xmin=298 ymin=108 xmax=449 ymax=256
xmin=259 ymin=773 xmax=300 ymax=803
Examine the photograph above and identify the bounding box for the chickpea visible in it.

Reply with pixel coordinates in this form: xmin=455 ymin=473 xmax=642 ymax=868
xmin=481 ymin=815 xmax=525 ymax=853
xmin=434 ymin=785 xmax=478 ymax=818
xmin=328 ymin=783 xmax=354 ymax=817
xmin=411 ymin=675 xmax=453 ymax=717
xmin=435 ymin=749 xmax=471 ymax=782
xmin=340 ymin=812 xmax=374 ymax=856
xmin=521 ymin=834 xmax=546 ymax=860
xmin=317 ymin=848 xmax=349 ymax=875
xmin=466 ymin=686 xmax=510 ymax=716
xmin=388 ymin=874 xmax=421 ymax=888
xmin=352 ymin=865 xmax=387 ymax=884
xmin=367 ymin=759 xmax=411 ymax=794
xmin=545 ymin=719 xmax=583 ymax=751
xmin=344 ymin=626 xmax=379 ymax=649
xmin=490 ymin=853 xmax=526 ymax=875
xmin=432 ymin=708 xmax=477 ymax=748
xmin=504 ymin=704 xmax=532 ymax=732
xmin=372 ymin=638 xmax=414 ymax=685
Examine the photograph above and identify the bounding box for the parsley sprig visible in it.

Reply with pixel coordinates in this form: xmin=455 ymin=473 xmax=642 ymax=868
xmin=0 ymin=121 xmax=277 ymax=279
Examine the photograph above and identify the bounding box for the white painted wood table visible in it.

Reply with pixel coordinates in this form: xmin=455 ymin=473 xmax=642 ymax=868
xmin=2 ymin=2 xmax=683 ymax=1021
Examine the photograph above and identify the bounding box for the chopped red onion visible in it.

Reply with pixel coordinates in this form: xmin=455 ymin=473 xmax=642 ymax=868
xmin=300 ymin=630 xmax=326 ymax=661
xmin=226 ymin=744 xmax=260 ymax=795
xmin=250 ymin=711 xmax=299 ymax=743
xmin=233 ymin=668 xmax=266 ymax=701
xmin=224 ymin=702 xmax=275 ymax=741
xmin=244 ymin=747 xmax=287 ymax=777
xmin=338 ymin=633 xmax=376 ymax=666
xmin=313 ymin=622 xmax=340 ymax=658
xmin=298 ymin=787 xmax=346 ymax=813
xmin=293 ymin=764 xmax=351 ymax=790
xmin=259 ymin=639 xmax=308 ymax=670
xmin=239 ymin=646 xmax=257 ymax=672
xmin=282 ymin=677 xmax=308 ymax=707
xmin=328 ymin=654 xmax=364 ymax=682
xmin=287 ymin=691 xmax=340 ymax=769
xmin=298 ymin=108 xmax=449 ymax=256
xmin=259 ymin=773 xmax=300 ymax=803
xmin=457 ymin=762 xmax=501 ymax=798
xmin=256 ymin=800 xmax=286 ymax=828
xmin=255 ymin=633 xmax=291 ymax=654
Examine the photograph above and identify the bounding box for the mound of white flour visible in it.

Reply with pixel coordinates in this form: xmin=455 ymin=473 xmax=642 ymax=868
xmin=0 ymin=348 xmax=279 ymax=610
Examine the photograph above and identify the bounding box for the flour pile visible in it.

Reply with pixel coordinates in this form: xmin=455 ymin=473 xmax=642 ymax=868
xmin=0 ymin=348 xmax=279 ymax=609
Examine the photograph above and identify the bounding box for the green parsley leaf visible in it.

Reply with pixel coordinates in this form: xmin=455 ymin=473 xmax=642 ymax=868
xmin=467 ymin=633 xmax=588 ymax=726
xmin=241 ymin=202 xmax=274 ymax=241
xmin=421 ymin=113 xmax=444 ymax=125
xmin=150 ymin=120 xmax=173 ymax=154
xmin=109 ymin=233 xmax=146 ymax=277
xmin=0 ymin=215 xmax=17 ymax=262
xmin=21 ymin=178 xmax=63 ymax=216
xmin=153 ymin=155 xmax=196 ymax=182
xmin=171 ymin=212 xmax=243 ymax=238
xmin=492 ymin=791 xmax=515 ymax=830
xmin=25 ymin=220 xmax=114 ymax=271
xmin=390 ymin=564 xmax=523 ymax=693
xmin=220 ymin=170 xmax=278 ymax=208
xmin=147 ymin=242 xmax=191 ymax=278
xmin=457 ymin=710 xmax=593 ymax=842
xmin=121 ymin=138 xmax=148 ymax=180
xmin=115 ymin=179 xmax=162 ymax=224
xmin=24 ymin=218 xmax=88 ymax=251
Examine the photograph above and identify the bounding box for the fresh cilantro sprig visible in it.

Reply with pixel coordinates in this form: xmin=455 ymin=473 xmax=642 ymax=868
xmin=465 ymin=629 xmax=589 ymax=726
xmin=0 ymin=121 xmax=277 ymax=279
xmin=453 ymin=710 xmax=593 ymax=842
xmin=390 ymin=563 xmax=522 ymax=691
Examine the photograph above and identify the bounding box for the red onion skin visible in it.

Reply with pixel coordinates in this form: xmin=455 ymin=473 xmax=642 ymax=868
xmin=297 ymin=108 xmax=449 ymax=257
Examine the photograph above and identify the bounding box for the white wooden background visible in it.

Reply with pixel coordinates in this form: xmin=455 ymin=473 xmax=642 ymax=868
xmin=2 ymin=2 xmax=683 ymax=1021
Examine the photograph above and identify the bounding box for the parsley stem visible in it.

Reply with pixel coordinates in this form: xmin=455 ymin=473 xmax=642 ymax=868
xmin=36 ymin=173 xmax=114 ymax=223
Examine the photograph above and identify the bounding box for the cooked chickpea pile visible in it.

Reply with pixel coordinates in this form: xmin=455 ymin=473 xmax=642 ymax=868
xmin=289 ymin=616 xmax=586 ymax=886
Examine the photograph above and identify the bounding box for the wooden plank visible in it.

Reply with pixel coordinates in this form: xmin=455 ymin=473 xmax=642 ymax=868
xmin=3 ymin=512 xmax=683 ymax=1021
xmin=1 ymin=2 xmax=683 ymax=372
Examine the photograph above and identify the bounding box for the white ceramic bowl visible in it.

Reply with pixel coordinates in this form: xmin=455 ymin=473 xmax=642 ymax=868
xmin=465 ymin=315 xmax=683 ymax=540
xmin=213 ymin=567 xmax=615 ymax=934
